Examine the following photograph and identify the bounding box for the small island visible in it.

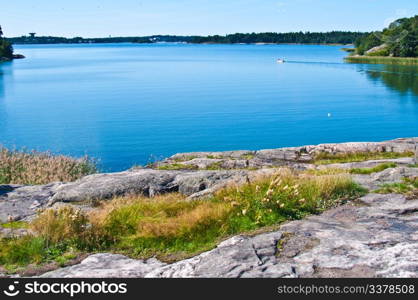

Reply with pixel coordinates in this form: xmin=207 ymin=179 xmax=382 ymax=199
xmin=345 ymin=15 xmax=418 ymax=65
xmin=0 ymin=26 xmax=24 ymax=62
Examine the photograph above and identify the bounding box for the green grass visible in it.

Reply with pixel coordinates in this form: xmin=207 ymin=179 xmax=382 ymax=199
xmin=240 ymin=153 xmax=255 ymax=160
xmin=206 ymin=155 xmax=224 ymax=159
xmin=205 ymin=161 xmax=224 ymax=170
xmin=374 ymin=177 xmax=418 ymax=195
xmin=156 ymin=163 xmax=198 ymax=171
xmin=0 ymin=236 xmax=81 ymax=271
xmin=303 ymin=168 xmax=348 ymax=176
xmin=0 ymin=170 xmax=366 ymax=270
xmin=0 ymin=237 xmax=46 ymax=267
xmin=1 ymin=221 xmax=28 ymax=229
xmin=345 ymin=56 xmax=418 ymax=65
xmin=349 ymin=162 xmax=397 ymax=175
xmin=171 ymin=155 xmax=198 ymax=163
xmin=313 ymin=151 xmax=413 ymax=165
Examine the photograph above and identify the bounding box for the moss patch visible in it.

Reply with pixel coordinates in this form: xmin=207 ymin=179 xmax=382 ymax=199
xmin=156 ymin=163 xmax=198 ymax=171
xmin=313 ymin=151 xmax=413 ymax=165
xmin=171 ymin=155 xmax=198 ymax=163
xmin=349 ymin=162 xmax=397 ymax=175
xmin=1 ymin=221 xmax=28 ymax=229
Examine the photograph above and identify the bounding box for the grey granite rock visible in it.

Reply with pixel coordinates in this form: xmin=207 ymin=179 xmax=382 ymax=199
xmin=40 ymin=254 xmax=166 ymax=278
xmin=157 ymin=138 xmax=418 ymax=170
xmin=0 ymin=183 xmax=63 ymax=223
xmin=0 ymin=169 xmax=277 ymax=222
xmin=48 ymin=169 xmax=269 ymax=205
xmin=353 ymin=167 xmax=418 ymax=190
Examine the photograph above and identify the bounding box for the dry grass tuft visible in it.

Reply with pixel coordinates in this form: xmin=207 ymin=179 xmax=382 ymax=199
xmin=31 ymin=206 xmax=89 ymax=244
xmin=0 ymin=147 xmax=96 ymax=185
xmin=89 ymin=193 xmax=232 ymax=239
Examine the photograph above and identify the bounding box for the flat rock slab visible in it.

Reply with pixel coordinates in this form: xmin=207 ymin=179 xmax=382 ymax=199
xmin=159 ymin=138 xmax=418 ymax=170
xmin=41 ymin=254 xmax=166 ymax=278
xmin=353 ymin=167 xmax=418 ymax=190
xmin=0 ymin=183 xmax=63 ymax=223
xmin=40 ymin=193 xmax=418 ymax=278
xmin=48 ymin=169 xmax=276 ymax=204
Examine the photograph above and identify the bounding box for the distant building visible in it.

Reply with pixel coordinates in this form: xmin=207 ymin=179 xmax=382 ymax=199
xmin=29 ymin=32 xmax=36 ymax=38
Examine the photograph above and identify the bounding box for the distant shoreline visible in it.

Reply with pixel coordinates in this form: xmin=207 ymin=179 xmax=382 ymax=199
xmin=11 ymin=41 xmax=352 ymax=46
xmin=6 ymin=31 xmax=365 ymax=46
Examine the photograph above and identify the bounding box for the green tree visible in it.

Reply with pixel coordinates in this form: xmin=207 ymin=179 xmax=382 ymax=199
xmin=355 ymin=15 xmax=418 ymax=57
xmin=0 ymin=25 xmax=14 ymax=59
xmin=355 ymin=33 xmax=381 ymax=55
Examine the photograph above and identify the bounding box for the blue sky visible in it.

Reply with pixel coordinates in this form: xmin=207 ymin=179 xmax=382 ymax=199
xmin=1 ymin=0 xmax=417 ymax=37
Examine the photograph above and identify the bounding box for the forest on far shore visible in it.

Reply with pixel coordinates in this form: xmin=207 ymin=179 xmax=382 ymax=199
xmin=6 ymin=31 xmax=366 ymax=45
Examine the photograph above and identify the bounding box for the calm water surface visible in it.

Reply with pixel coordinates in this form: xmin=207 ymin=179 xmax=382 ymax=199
xmin=0 ymin=43 xmax=417 ymax=171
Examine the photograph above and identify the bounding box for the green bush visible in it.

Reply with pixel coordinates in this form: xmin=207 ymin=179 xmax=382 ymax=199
xmin=0 ymin=39 xmax=13 ymax=59
xmin=354 ymin=15 xmax=418 ymax=58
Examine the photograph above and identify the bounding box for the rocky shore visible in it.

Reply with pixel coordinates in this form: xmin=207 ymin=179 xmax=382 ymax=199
xmin=1 ymin=137 xmax=417 ymax=278
xmin=0 ymin=54 xmax=25 ymax=62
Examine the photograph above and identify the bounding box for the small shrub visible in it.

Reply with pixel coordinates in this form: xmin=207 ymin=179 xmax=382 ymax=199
xmin=205 ymin=161 xmax=224 ymax=170
xmin=367 ymin=48 xmax=390 ymax=57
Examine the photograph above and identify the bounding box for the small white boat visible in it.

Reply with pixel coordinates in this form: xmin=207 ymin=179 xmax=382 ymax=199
xmin=276 ymin=58 xmax=285 ymax=63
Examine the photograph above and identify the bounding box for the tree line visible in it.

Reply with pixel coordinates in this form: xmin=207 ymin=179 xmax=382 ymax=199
xmin=7 ymin=31 xmax=366 ymax=45
xmin=189 ymin=31 xmax=366 ymax=44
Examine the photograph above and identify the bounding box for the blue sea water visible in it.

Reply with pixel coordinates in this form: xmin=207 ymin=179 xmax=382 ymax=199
xmin=0 ymin=43 xmax=417 ymax=171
